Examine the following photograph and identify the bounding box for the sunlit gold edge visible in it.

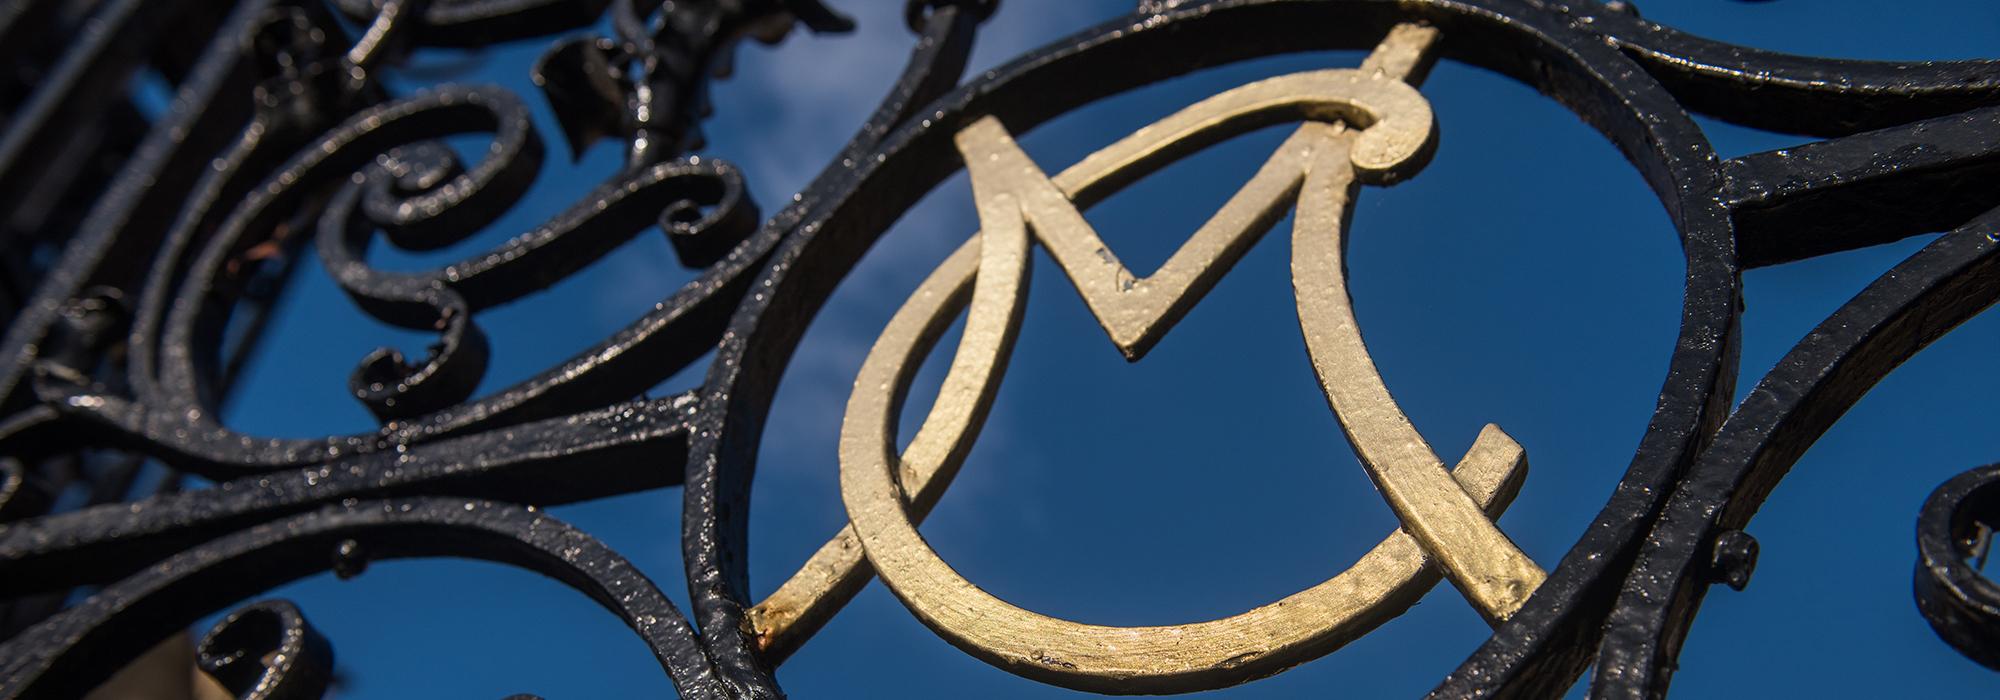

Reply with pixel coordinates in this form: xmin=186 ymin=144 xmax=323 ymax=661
xmin=751 ymin=36 xmax=1438 ymax=657
xmin=1290 ymin=126 xmax=1548 ymax=622
xmin=837 ymin=250 xmax=1530 ymax=689
xmin=750 ymin=178 xmax=1032 ymax=661
xmin=756 ymin=23 xmax=1547 ymax=680
xmin=1038 ymin=70 xmax=1434 ymax=359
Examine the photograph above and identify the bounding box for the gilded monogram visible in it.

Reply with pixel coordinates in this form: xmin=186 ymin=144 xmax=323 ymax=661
xmin=749 ymin=24 xmax=1546 ymax=693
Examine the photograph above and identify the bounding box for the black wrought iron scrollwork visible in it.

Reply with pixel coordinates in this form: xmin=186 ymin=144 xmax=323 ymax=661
xmin=0 ymin=0 xmax=1998 ymax=697
xmin=0 ymin=498 xmax=733 ymax=699
xmin=195 ymin=599 xmax=336 ymax=700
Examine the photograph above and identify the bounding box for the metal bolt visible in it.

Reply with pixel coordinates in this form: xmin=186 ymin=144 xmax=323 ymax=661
xmin=1708 ymin=529 xmax=1759 ymax=591
xmin=332 ymin=539 xmax=368 ymax=580
xmin=1603 ymin=1 xmax=1640 ymax=17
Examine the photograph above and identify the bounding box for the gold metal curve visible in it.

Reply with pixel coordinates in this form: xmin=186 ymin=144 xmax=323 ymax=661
xmin=749 ymin=176 xmax=1031 ymax=663
xmin=751 ymin=25 xmax=1449 ymax=660
xmin=756 ymin=24 xmax=1548 ymax=692
xmin=1290 ymin=124 xmax=1547 ymax=622
xmin=842 ymin=290 xmax=1526 ymax=691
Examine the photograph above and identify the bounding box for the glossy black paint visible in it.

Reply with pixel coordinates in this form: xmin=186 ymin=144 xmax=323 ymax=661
xmin=0 ymin=0 xmax=1994 ymax=697
xmin=196 ymin=599 xmax=336 ymax=700
xmin=1917 ymin=464 xmax=2000 ymax=672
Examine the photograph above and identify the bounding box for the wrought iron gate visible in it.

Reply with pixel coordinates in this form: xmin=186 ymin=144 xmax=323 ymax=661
xmin=0 ymin=0 xmax=1997 ymax=697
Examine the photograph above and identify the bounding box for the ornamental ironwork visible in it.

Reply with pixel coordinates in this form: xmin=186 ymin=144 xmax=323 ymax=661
xmin=0 ymin=0 xmax=1997 ymax=697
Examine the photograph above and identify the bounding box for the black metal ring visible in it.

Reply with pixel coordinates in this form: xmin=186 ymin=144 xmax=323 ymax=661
xmin=1915 ymin=463 xmax=2000 ymax=670
xmin=685 ymin=2 xmax=1745 ymax=697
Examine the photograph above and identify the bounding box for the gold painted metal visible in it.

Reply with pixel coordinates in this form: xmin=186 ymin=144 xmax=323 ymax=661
xmin=748 ymin=161 xmax=1031 ymax=663
xmin=1289 ymin=124 xmax=1547 ymax=624
xmin=753 ymin=24 xmax=1548 ymax=692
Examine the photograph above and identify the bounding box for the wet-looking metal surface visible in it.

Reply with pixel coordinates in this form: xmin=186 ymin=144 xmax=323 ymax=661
xmin=0 ymin=0 xmax=1996 ymax=697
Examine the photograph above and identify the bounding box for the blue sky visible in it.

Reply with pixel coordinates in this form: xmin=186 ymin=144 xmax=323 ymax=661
xmin=217 ymin=1 xmax=2000 ymax=697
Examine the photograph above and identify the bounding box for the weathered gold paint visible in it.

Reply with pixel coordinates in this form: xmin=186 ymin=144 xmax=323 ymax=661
xmin=1289 ymin=123 xmax=1546 ymax=623
xmin=752 ymin=24 xmax=1546 ymax=691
